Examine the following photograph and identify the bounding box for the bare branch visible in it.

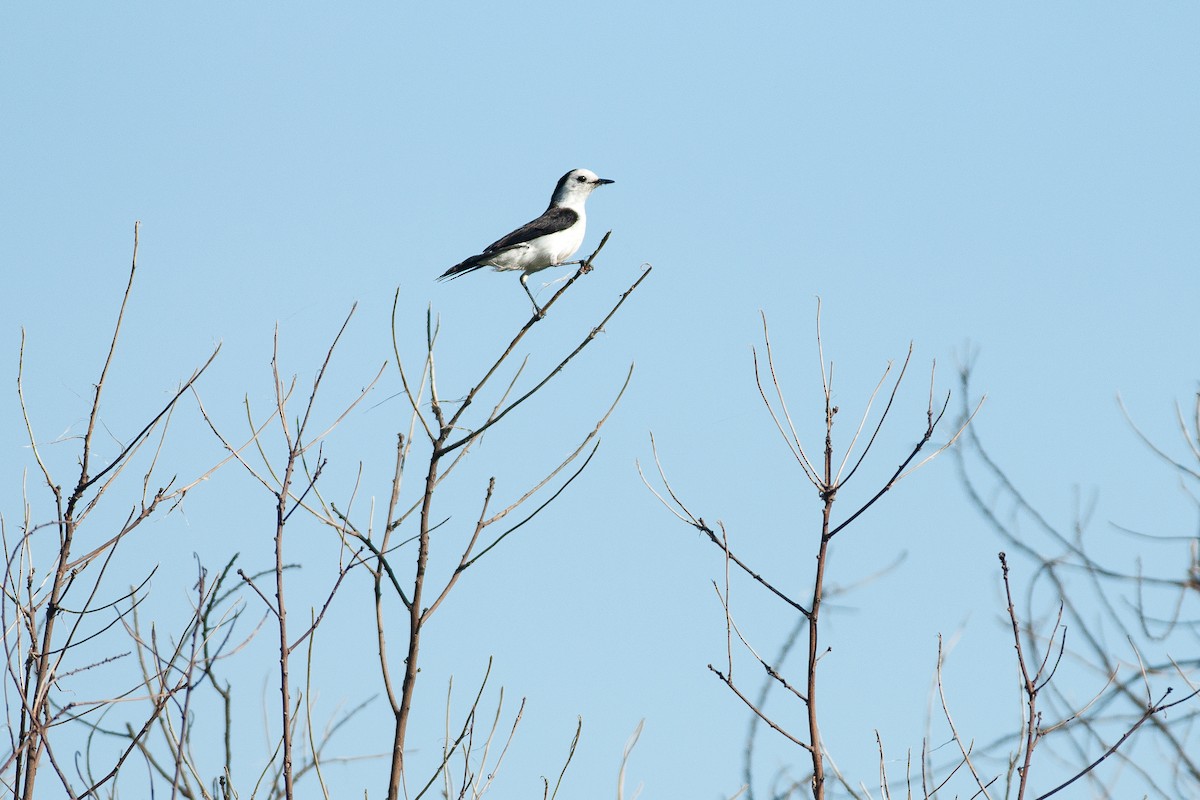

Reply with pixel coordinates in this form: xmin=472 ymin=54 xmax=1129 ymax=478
xmin=546 ymin=716 xmax=582 ymax=800
xmin=936 ymin=635 xmax=994 ymax=799
xmin=1034 ymin=687 xmax=1200 ymax=800
xmin=441 ymin=265 xmax=650 ymax=455
xmin=709 ymin=665 xmax=814 ymax=753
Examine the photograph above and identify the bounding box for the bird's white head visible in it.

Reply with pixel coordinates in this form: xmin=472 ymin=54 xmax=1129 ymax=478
xmin=549 ymin=168 xmax=615 ymax=209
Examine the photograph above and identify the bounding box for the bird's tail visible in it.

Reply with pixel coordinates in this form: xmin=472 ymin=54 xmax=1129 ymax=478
xmin=437 ymin=255 xmax=488 ymax=281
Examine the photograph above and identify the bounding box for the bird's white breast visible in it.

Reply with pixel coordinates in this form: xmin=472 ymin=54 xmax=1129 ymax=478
xmin=490 ymin=213 xmax=586 ymax=274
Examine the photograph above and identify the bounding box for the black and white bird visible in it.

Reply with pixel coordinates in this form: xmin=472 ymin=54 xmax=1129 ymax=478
xmin=438 ymin=168 xmax=614 ymax=314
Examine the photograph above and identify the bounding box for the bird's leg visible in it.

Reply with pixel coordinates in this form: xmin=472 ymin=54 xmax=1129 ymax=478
xmin=520 ymin=273 xmax=544 ymax=317
xmin=560 ymin=258 xmax=592 ymax=275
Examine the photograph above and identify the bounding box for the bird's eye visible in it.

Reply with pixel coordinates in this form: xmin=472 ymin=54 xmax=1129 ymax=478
xmin=576 ymin=175 xmax=587 ymax=182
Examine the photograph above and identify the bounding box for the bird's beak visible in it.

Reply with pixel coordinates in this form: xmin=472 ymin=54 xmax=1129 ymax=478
xmin=595 ymin=177 xmax=615 ymax=185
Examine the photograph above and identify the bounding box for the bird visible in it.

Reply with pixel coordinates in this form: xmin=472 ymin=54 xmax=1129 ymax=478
xmin=438 ymin=168 xmax=614 ymax=315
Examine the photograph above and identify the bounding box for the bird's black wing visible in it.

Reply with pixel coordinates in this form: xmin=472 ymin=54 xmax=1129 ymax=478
xmin=481 ymin=206 xmax=578 ymax=253
xmin=439 ymin=207 xmax=579 ymax=280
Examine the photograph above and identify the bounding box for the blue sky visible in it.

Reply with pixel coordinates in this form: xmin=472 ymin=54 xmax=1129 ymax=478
xmin=3 ymin=4 xmax=1198 ymax=798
